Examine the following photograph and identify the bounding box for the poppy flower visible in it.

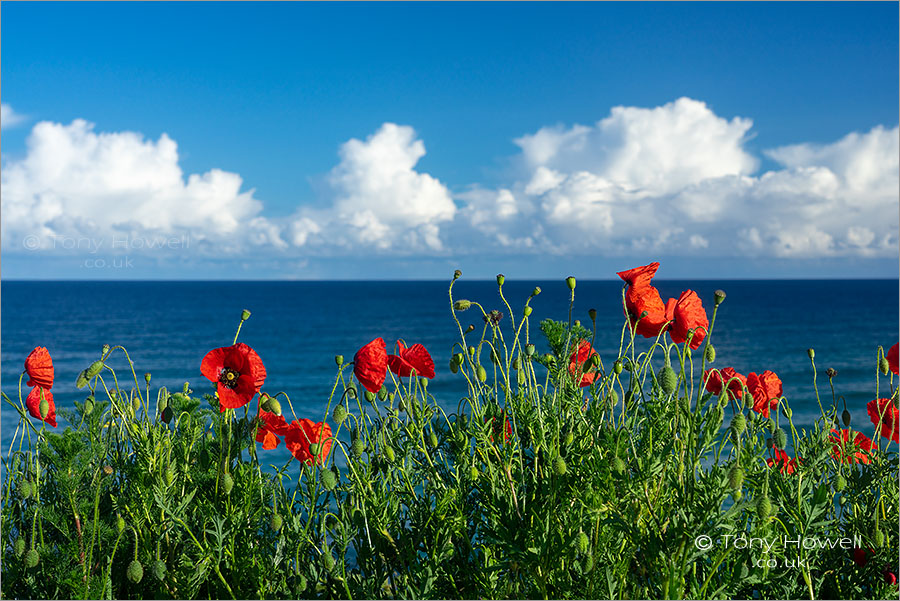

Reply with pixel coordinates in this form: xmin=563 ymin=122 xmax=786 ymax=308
xmin=568 ymin=340 xmax=599 ymax=387
xmin=766 ymin=447 xmax=799 ymax=475
xmin=354 ymin=338 xmax=388 ymax=393
xmin=830 ymin=429 xmax=875 ymax=464
xmin=387 ymin=340 xmax=436 ymax=379
xmin=486 ymin=414 xmax=512 ymax=443
xmin=746 ymin=370 xmax=782 ymax=418
xmin=285 ymin=419 xmax=333 ymax=465
xmin=705 ymin=367 xmax=747 ymax=400
xmin=25 ymin=347 xmax=54 ymax=389
xmin=201 ymin=343 xmax=267 ymax=411
xmin=663 ymin=290 xmax=709 ymax=350
xmin=255 ymin=398 xmax=290 ymax=450
xmin=26 ymin=386 xmax=57 ymax=428
xmin=888 ymin=343 xmax=899 ymax=376
xmin=867 ymin=398 xmax=899 ymax=443
xmin=852 ymin=547 xmax=874 ymax=568
xmin=616 ymin=262 xmax=669 ymax=338
xmin=884 ymin=570 xmax=898 ymax=586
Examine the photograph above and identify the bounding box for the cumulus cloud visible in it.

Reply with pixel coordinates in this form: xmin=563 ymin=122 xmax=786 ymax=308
xmin=1 ymin=103 xmax=26 ymax=129
xmin=1 ymin=119 xmax=284 ymax=253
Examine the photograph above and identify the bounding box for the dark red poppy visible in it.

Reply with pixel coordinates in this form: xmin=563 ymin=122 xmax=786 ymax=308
xmin=201 ymin=343 xmax=267 ymax=411
xmin=387 ymin=340 xmax=436 ymax=379
xmin=766 ymin=447 xmax=798 ymax=475
xmin=746 ymin=370 xmax=782 ymax=418
xmin=867 ymin=398 xmax=899 ymax=443
xmin=486 ymin=414 xmax=512 ymax=443
xmin=830 ymin=429 xmax=875 ymax=464
xmin=888 ymin=343 xmax=899 ymax=376
xmin=853 ymin=547 xmax=874 ymax=568
xmin=26 ymin=386 xmax=57 ymax=428
xmin=25 ymin=347 xmax=54 ymax=389
xmin=616 ymin=263 xmax=669 ymax=338
xmin=255 ymin=397 xmax=290 ymax=450
xmin=884 ymin=570 xmax=898 ymax=586
xmin=568 ymin=340 xmax=599 ymax=387
xmin=705 ymin=367 xmax=747 ymax=400
xmin=664 ymin=290 xmax=709 ymax=350
xmin=354 ymin=338 xmax=388 ymax=393
xmin=285 ymin=419 xmax=333 ymax=465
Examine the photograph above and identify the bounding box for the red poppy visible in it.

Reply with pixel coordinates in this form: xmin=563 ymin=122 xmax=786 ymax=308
xmin=852 ymin=547 xmax=874 ymax=568
xmin=354 ymin=338 xmax=388 ymax=393
xmin=487 ymin=414 xmax=512 ymax=443
xmin=766 ymin=447 xmax=799 ymax=475
xmin=568 ymin=340 xmax=599 ymax=387
xmin=884 ymin=570 xmax=898 ymax=586
xmin=888 ymin=343 xmax=899 ymax=376
xmin=387 ymin=340 xmax=436 ymax=379
xmin=663 ymin=290 xmax=709 ymax=350
xmin=26 ymin=386 xmax=57 ymax=428
xmin=285 ymin=419 xmax=333 ymax=465
xmin=255 ymin=397 xmax=290 ymax=450
xmin=25 ymin=347 xmax=54 ymax=389
xmin=867 ymin=398 xmax=899 ymax=443
xmin=616 ymin=263 xmax=669 ymax=338
xmin=201 ymin=343 xmax=267 ymax=411
xmin=745 ymin=370 xmax=782 ymax=418
xmin=705 ymin=367 xmax=747 ymax=400
xmin=830 ymin=429 xmax=875 ymax=464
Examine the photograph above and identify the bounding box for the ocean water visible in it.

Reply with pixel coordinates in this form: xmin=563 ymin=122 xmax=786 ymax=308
xmin=2 ymin=279 xmax=898 ymax=463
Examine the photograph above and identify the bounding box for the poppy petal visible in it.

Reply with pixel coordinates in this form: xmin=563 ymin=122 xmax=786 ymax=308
xmin=354 ymin=338 xmax=388 ymax=393
xmin=26 ymin=386 xmax=57 ymax=428
xmin=400 ymin=343 xmax=435 ymax=379
xmin=25 ymin=347 xmax=54 ymax=389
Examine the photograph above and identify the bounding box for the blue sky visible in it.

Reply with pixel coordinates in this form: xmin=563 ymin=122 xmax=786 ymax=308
xmin=2 ymin=2 xmax=898 ymax=279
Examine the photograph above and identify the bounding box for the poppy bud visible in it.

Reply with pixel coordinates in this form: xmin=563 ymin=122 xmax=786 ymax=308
xmin=469 ymin=465 xmax=479 ymax=481
xmin=523 ymin=306 xmax=532 ymax=317
xmin=321 ymin=468 xmax=337 ymax=491
xmin=835 ymin=475 xmax=847 ymax=491
xmin=781 ymin=405 xmax=792 ymax=420
xmin=582 ymin=553 xmax=594 ymax=574
xmin=465 ymin=324 xmax=475 ymax=334
xmin=161 ymin=406 xmax=173 ymax=424
xmin=429 ymin=432 xmax=439 ymax=448
xmin=39 ymin=397 xmax=50 ymax=419
xmin=241 ymin=309 xmax=251 ymax=321
xmin=826 ymin=367 xmax=837 ymax=379
xmin=351 ymin=438 xmax=365 ymax=457
xmin=126 ymin=559 xmax=143 ymax=583
xmin=76 ymin=370 xmax=90 ymax=389
xmin=364 ymin=390 xmax=376 ymax=403
xmin=453 ymin=300 xmax=472 ymax=311
xmin=86 ymin=360 xmax=104 ymax=379
xmin=532 ymin=286 xmax=541 ymax=297
xmin=19 ymin=480 xmax=32 ymax=499
xmin=477 ymin=366 xmax=487 ymax=382
xmin=525 ymin=344 xmax=535 ymax=357
xmin=151 ymin=559 xmax=166 ymax=581
xmin=454 ymin=352 xmax=465 ymax=366
xmin=614 ymin=361 xmax=623 ymax=375
xmin=490 ymin=349 xmax=500 ymax=365
xmin=449 ymin=359 xmax=458 ymax=374
xmin=576 ymin=531 xmax=590 ymax=555
xmin=588 ymin=308 xmax=597 ymax=322
xmin=765 ymin=436 xmax=774 ymax=449
xmin=384 ymin=446 xmax=395 ymax=463
xmin=714 ymin=289 xmax=726 ymax=305
xmin=757 ymin=496 xmax=773 ymax=521
xmin=496 ymin=274 xmax=505 ymax=286
xmin=728 ymin=466 xmax=744 ymax=490
xmin=132 ymin=397 xmax=141 ymax=414
xmin=880 ymin=357 xmax=890 ymax=375
xmin=222 ymin=473 xmax=234 ymax=495
xmin=573 ymin=320 xmax=580 ymax=328
xmin=330 ymin=404 xmax=347 ymax=425
xmin=182 ymin=382 xmax=190 ymax=394
xmin=659 ymin=367 xmax=678 ymax=395
xmin=453 ymin=269 xmax=462 ymax=280
xmin=841 ymin=409 xmax=851 ymax=427
xmin=705 ymin=345 xmax=716 ymax=363
xmin=608 ymin=389 xmax=619 ymax=405
xmin=310 ymin=443 xmax=320 ymax=457
xmin=543 ymin=353 xmax=556 ymax=365
xmin=511 ymin=357 xmax=520 ymax=371
xmin=117 ymin=515 xmax=126 ymax=534
xmin=773 ymin=428 xmax=787 ymax=449
xmin=566 ymin=276 xmax=576 ymax=291
xmin=270 ymin=513 xmax=283 ymax=532
xmin=335 ymin=355 xmax=344 ymax=367
xmin=164 ymin=466 xmax=175 ymax=487
xmin=875 ymin=529 xmax=884 ymax=547
xmin=268 ymin=399 xmax=282 ymax=416
xmin=610 ymin=457 xmax=625 ymax=475
xmin=730 ymin=413 xmax=746 ymax=435
xmin=84 ymin=395 xmax=95 ymax=415
xmin=553 ymin=456 xmax=567 ymax=475
xmin=14 ymin=537 xmax=25 ymax=558
xmin=807 ymin=348 xmax=815 ymax=360
xmin=24 ymin=549 xmax=40 ymax=569
xmin=101 ymin=343 xmax=110 ymax=355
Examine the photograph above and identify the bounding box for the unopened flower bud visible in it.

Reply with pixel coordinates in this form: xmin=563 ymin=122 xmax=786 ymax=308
xmin=610 ymin=457 xmax=626 ymax=475
xmin=321 ymin=468 xmax=337 ymax=491
xmin=270 ymin=513 xmax=283 ymax=532
xmin=364 ymin=390 xmax=376 ymax=403
xmin=75 ymin=371 xmax=89 ymax=389
xmin=222 ymin=473 xmax=234 ymax=495
xmin=880 ymin=357 xmax=890 ymax=375
xmin=573 ymin=320 xmax=580 ymax=328
xmin=310 ymin=443 xmax=320 ymax=457
xmin=757 ymin=496 xmax=773 ymax=521
xmin=161 ymin=406 xmax=173 ymax=423
xmin=807 ymin=348 xmax=815 ymax=360
xmin=241 ymin=309 xmax=251 ymax=321
xmin=384 ymin=446 xmax=395 ymax=463
xmin=588 ymin=308 xmax=597 ymax=322
xmin=613 ymin=360 xmax=623 ymax=375
xmin=566 ymin=276 xmax=576 ymax=291
xmin=351 ymin=438 xmax=365 ymax=457
xmin=132 ymin=397 xmax=141 ymax=414
xmin=730 ymin=413 xmax=747 ymax=435
xmin=19 ymin=480 xmax=32 ymax=499
xmin=126 ymin=559 xmax=143 ymax=583
xmin=117 ymin=515 xmax=126 ymax=533
xmin=335 ymin=355 xmax=344 ymax=367
xmin=453 ymin=300 xmax=472 ymax=311
xmin=659 ymin=366 xmax=678 ymax=395
xmin=151 ymin=559 xmax=167 ymax=581
xmin=13 ymin=537 xmax=25 ymax=558
xmin=268 ymin=399 xmax=282 ymax=416
xmin=453 ymin=269 xmax=462 ymax=280
xmin=429 ymin=432 xmax=439 ymax=448
xmin=705 ymin=345 xmax=716 ymax=363
xmin=773 ymin=428 xmax=787 ymax=449
xmin=86 ymin=361 xmax=104 ymax=378
xmin=24 ymin=549 xmax=40 ymax=569
xmin=728 ymin=466 xmax=744 ymax=490
xmin=532 ymin=286 xmax=542 ymax=297
xmin=714 ymin=289 xmax=726 ymax=305
xmin=835 ymin=474 xmax=847 ymax=491
xmin=39 ymin=398 xmax=50 ymax=419
xmin=333 ymin=404 xmax=347 ymax=425
xmin=576 ymin=531 xmax=590 ymax=555
xmin=496 ymin=274 xmax=505 ymax=286
xmin=841 ymin=409 xmax=852 ymax=427
xmin=523 ymin=306 xmax=532 ymax=317
xmin=476 ymin=366 xmax=487 ymax=382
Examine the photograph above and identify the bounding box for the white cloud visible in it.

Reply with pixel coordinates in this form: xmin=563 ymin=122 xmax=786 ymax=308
xmin=1 ymin=119 xmax=283 ymax=252
xmin=1 ymin=103 xmax=26 ymax=129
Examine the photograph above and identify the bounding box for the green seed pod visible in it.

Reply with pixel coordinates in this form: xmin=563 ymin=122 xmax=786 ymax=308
xmin=613 ymin=360 xmax=623 ymax=375
xmin=39 ymin=398 xmax=50 ymax=419
xmin=117 ymin=515 xmax=125 ymax=534
xmin=610 ymin=457 xmax=625 ymax=475
xmin=241 ymin=309 xmax=252 ymax=321
xmin=335 ymin=354 xmax=344 ymax=367
xmin=297 ymin=573 xmax=307 ymax=592
xmin=841 ymin=409 xmax=851 ymax=427
xmin=576 ymin=531 xmax=590 ymax=555
xmin=321 ymin=468 xmax=337 ymax=491
xmin=268 ymin=399 xmax=282 ymax=416
xmin=757 ymin=496 xmax=772 ymax=521
xmin=86 ymin=360 xmax=104 ymax=378
xmin=270 ymin=513 xmax=283 ymax=532
xmin=523 ymin=306 xmax=532 ymax=317
xmin=880 ymin=357 xmax=890 ymax=375
xmin=14 ymin=537 xmax=25 ymax=558
xmin=84 ymin=397 xmax=95 ymax=415
xmin=19 ymin=480 xmax=32 ymax=499
xmin=835 ymin=474 xmax=847 ymax=492
xmin=531 ymin=286 xmax=542 ymax=297
xmin=728 ymin=466 xmax=745 ymax=490
xmin=524 ymin=344 xmax=535 ymax=357
xmin=566 ymin=276 xmax=576 ymax=291
xmin=143 ymin=372 xmax=152 ymax=385
xmin=476 ymin=366 xmax=487 ymax=382
xmin=553 ymin=456 xmax=567 ymax=475
xmin=875 ymin=529 xmax=885 ymax=547
xmin=351 ymin=438 xmax=365 ymax=457
xmin=24 ymin=549 xmax=40 ymax=569
xmin=429 ymin=432 xmax=439 ymax=448
xmin=151 ymin=559 xmax=166 ymax=581
xmin=807 ymin=348 xmax=815 ymax=360
xmin=469 ymin=465 xmax=479 ymax=481
xmin=564 ymin=431 xmax=574 ymax=447
xmin=659 ymin=366 xmax=678 ymax=395
xmin=222 ymin=473 xmax=234 ymax=495
xmin=164 ymin=466 xmax=175 ymax=487
xmin=714 ymin=289 xmax=726 ymax=305
xmin=384 ymin=446 xmax=395 ymax=463
xmin=608 ymin=389 xmax=619 ymax=405
xmin=705 ymin=345 xmax=716 ymax=363
xmin=588 ymin=308 xmax=597 ymax=322
xmin=453 ymin=300 xmax=472 ymax=311
xmin=730 ymin=413 xmax=747 ymax=435
xmin=126 ymin=559 xmax=143 ymax=584
xmin=496 ymin=274 xmax=505 ymax=286
xmin=102 ymin=343 xmax=110 ymax=355
xmin=333 ymin=404 xmax=347 ymax=425
xmin=773 ymin=428 xmax=787 ymax=449
xmin=733 ymin=489 xmax=743 ymax=501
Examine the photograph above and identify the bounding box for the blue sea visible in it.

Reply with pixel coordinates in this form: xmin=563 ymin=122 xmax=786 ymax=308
xmin=2 ymin=279 xmax=898 ymax=464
